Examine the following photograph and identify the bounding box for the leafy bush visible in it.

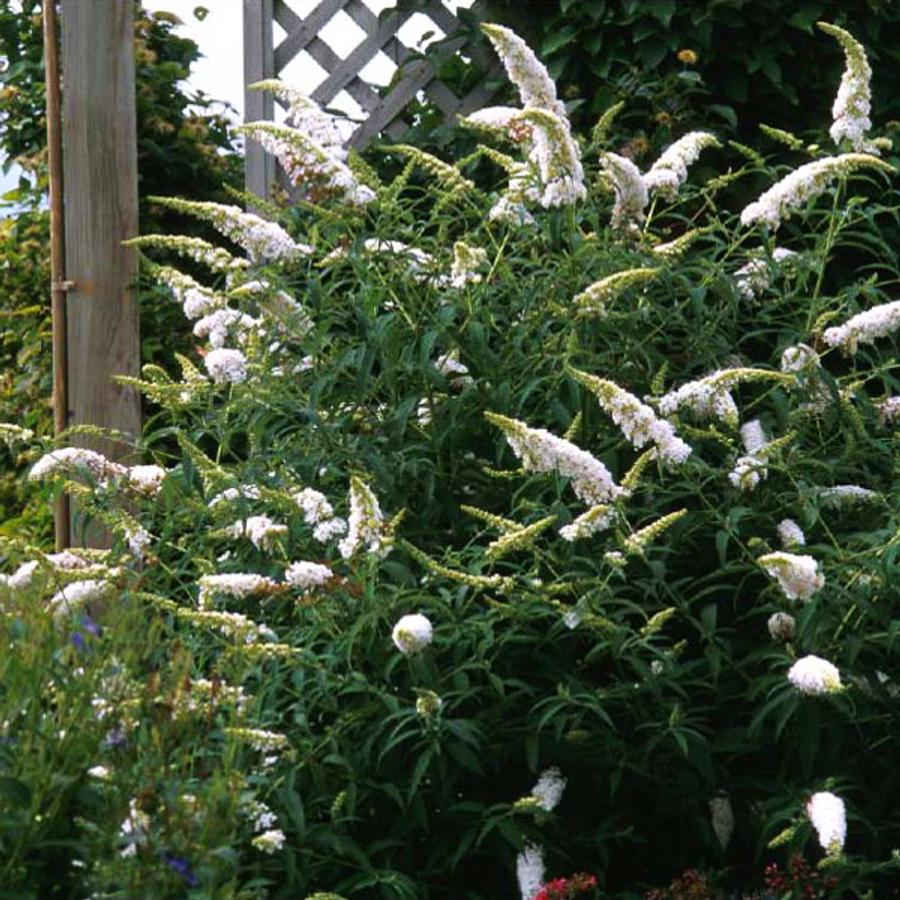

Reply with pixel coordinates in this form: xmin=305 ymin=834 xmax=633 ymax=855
xmin=4 ymin=18 xmax=900 ymax=900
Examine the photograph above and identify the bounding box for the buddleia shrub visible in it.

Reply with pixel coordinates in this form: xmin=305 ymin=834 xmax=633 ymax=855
xmin=4 ymin=19 xmax=900 ymax=900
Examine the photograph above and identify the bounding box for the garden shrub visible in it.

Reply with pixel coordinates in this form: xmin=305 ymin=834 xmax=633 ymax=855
xmin=4 ymin=18 xmax=900 ymax=900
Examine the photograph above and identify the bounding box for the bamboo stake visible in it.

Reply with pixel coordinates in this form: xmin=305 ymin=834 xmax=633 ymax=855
xmin=42 ymin=0 xmax=70 ymax=549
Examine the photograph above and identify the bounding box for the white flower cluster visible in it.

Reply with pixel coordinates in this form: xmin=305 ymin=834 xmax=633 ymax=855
xmin=293 ymin=487 xmax=347 ymax=543
xmin=339 ymin=477 xmax=388 ymax=559
xmin=0 ymin=423 xmax=33 ymax=445
xmin=530 ymin=766 xmax=566 ymax=812
xmin=449 ymin=241 xmax=489 ymax=288
xmin=126 ymin=464 xmax=168 ymax=496
xmin=197 ymin=573 xmax=280 ymax=609
xmin=658 ymin=372 xmax=739 ymax=427
xmin=823 ymin=299 xmax=900 ymax=354
xmin=807 ymin=790 xmax=847 ymax=854
xmin=226 ymin=515 xmax=288 ymax=551
xmin=120 ymin=798 xmax=150 ymax=858
xmin=238 ymin=121 xmax=374 ymax=207
xmin=819 ymin=484 xmax=878 ymax=508
xmin=789 ymin=655 xmax=842 ymax=695
xmin=780 ymin=343 xmax=820 ymax=373
xmin=643 ymin=131 xmax=719 ymax=198
xmin=252 ymin=829 xmax=286 ymax=853
xmin=193 ymin=309 xmax=258 ymax=349
xmin=204 ymin=348 xmax=248 ymax=385
xmin=559 ymin=504 xmax=615 ymax=542
xmin=48 ymin=579 xmax=114 ymax=619
xmin=486 ymin=412 xmax=625 ymax=506
xmin=573 ymin=372 xmax=691 ymax=467
xmin=153 ymin=266 xmax=224 ymax=320
xmin=777 ymin=518 xmax=806 ymax=548
xmin=728 ymin=419 xmax=770 ymax=492
xmin=251 ymin=79 xmax=355 ymax=154
xmin=152 ymin=196 xmax=309 ymax=263
xmin=435 ymin=351 xmax=473 ymax=389
xmin=758 ymin=552 xmax=824 ymax=602
xmin=516 ymin=844 xmax=546 ymax=900
xmin=819 ymin=22 xmax=874 ymax=153
xmin=767 ymin=611 xmax=796 ymax=643
xmin=391 ymin=613 xmax=434 ymax=655
xmin=29 ymin=447 xmax=125 ymax=482
xmin=740 ymin=153 xmax=891 ymax=230
xmin=709 ymin=795 xmax=735 ymax=849
xmin=734 ymin=248 xmax=796 ymax=300
xmin=878 ymin=396 xmax=900 ymax=425
xmin=601 ymin=152 xmax=648 ymax=230
xmin=0 ymin=560 xmax=39 ymax=591
xmin=285 ymin=560 xmax=333 ymax=589
xmin=481 ymin=24 xmax=566 ymax=118
xmin=209 ymin=484 xmax=262 ymax=508
xmin=476 ymin=25 xmax=585 ymax=210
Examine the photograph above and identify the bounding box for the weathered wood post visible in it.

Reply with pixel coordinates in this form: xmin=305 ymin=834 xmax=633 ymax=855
xmin=243 ymin=0 xmax=276 ymax=198
xmin=60 ymin=0 xmax=141 ymax=546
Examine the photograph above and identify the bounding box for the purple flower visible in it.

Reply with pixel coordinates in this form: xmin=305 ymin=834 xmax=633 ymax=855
xmin=70 ymin=632 xmax=86 ymax=652
xmin=163 ymin=852 xmax=199 ymax=887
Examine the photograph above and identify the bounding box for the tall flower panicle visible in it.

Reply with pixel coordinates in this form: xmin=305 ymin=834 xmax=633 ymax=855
xmin=740 ymin=153 xmax=893 ymax=229
xmin=819 ymin=484 xmax=879 ymax=508
xmin=197 ymin=573 xmax=281 ymax=609
xmin=823 ymin=299 xmax=900 ymax=354
xmin=807 ymin=790 xmax=847 ymax=855
xmin=29 ymin=447 xmax=126 ymax=483
xmin=818 ymin=22 xmax=874 ymax=153
xmin=709 ymin=795 xmax=735 ymax=849
xmin=601 ymin=152 xmax=648 ymax=229
xmin=249 ymin=79 xmax=354 ymax=156
xmin=150 ymin=265 xmax=224 ymax=320
xmin=642 ymin=131 xmax=719 ymax=198
xmin=514 ymin=107 xmax=586 ymax=207
xmin=480 ymin=24 xmax=565 ymax=119
xmin=237 ymin=121 xmax=375 ymax=207
xmin=729 ymin=419 xmax=770 ymax=491
xmin=338 ymin=477 xmax=388 ymax=559
xmin=572 ymin=268 xmax=660 ymax=317
xmin=516 ymin=844 xmax=546 ymax=900
xmin=48 ymin=579 xmax=114 ymax=619
xmin=658 ymin=367 xmax=790 ymax=427
xmin=570 ymin=369 xmax=691 ymax=466
xmin=285 ymin=561 xmax=333 ymax=590
xmin=149 ymin=197 xmax=310 ymax=262
xmin=124 ymin=234 xmax=249 ymax=274
xmin=486 ymin=411 xmax=625 ymax=505
xmin=530 ymin=767 xmax=566 ymax=812
xmin=758 ymin=552 xmax=824 ymax=602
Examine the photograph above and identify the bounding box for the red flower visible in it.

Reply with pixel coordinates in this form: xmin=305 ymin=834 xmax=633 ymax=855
xmin=533 ymin=873 xmax=598 ymax=900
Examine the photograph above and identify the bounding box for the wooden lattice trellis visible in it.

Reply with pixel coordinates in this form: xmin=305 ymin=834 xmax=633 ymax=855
xmin=243 ymin=0 xmax=498 ymax=197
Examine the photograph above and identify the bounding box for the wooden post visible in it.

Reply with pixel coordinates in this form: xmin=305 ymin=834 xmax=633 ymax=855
xmin=60 ymin=0 xmax=141 ymax=546
xmin=244 ymin=0 xmax=276 ymax=198
xmin=42 ymin=0 xmax=69 ymax=550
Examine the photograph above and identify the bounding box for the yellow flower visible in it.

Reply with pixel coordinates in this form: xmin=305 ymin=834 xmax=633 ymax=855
xmin=677 ymin=48 xmax=698 ymax=65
